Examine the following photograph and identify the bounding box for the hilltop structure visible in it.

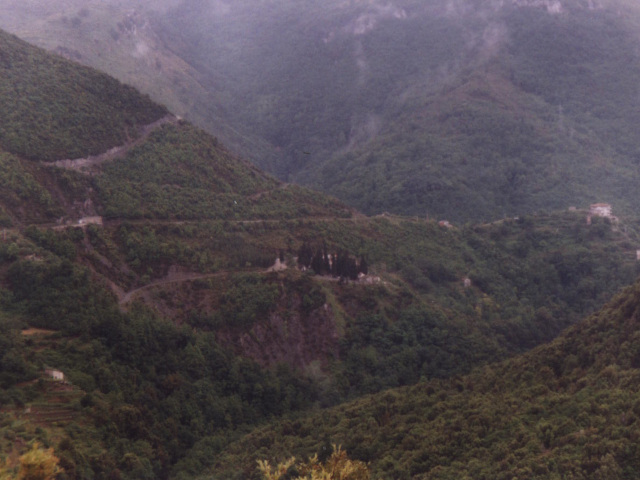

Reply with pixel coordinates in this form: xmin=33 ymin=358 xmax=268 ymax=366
xmin=589 ymin=203 xmax=612 ymax=217
xmin=586 ymin=203 xmax=616 ymax=225
xmin=45 ymin=369 xmax=65 ymax=382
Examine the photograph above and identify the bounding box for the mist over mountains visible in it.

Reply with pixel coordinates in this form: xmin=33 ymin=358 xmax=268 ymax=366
xmin=4 ymin=0 xmax=640 ymax=221
xmin=5 ymin=1 xmax=640 ymax=478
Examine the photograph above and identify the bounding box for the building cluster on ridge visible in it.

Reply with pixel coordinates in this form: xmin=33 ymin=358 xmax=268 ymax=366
xmin=586 ymin=203 xmax=616 ymax=225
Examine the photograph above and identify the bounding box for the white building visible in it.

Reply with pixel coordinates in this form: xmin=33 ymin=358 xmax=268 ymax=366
xmin=45 ymin=369 xmax=65 ymax=381
xmin=589 ymin=203 xmax=612 ymax=217
xmin=78 ymin=216 xmax=103 ymax=226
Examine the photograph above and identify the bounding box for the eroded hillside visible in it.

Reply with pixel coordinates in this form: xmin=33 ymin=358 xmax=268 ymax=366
xmin=213 ymin=279 xmax=640 ymax=479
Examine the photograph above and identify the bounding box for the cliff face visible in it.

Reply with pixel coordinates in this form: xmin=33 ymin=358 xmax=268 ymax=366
xmin=121 ymin=269 xmax=343 ymax=371
xmin=218 ymin=294 xmax=340 ymax=370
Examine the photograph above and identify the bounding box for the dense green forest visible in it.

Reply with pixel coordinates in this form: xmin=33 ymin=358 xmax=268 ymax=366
xmin=94 ymin=122 xmax=351 ymax=221
xmin=2 ymin=12 xmax=640 ymax=480
xmin=0 ymin=30 xmax=166 ymax=162
xmin=2 ymin=207 xmax=639 ymax=478
xmin=6 ymin=1 xmax=640 ymax=220
xmin=213 ymin=280 xmax=640 ymax=479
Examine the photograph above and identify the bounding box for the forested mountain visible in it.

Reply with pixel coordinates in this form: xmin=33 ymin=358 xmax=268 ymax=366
xmin=213 ymin=279 xmax=640 ymax=479
xmin=1 ymin=20 xmax=640 ymax=480
xmin=4 ymin=0 xmax=640 ymax=221
xmin=0 ymin=0 xmax=281 ymax=174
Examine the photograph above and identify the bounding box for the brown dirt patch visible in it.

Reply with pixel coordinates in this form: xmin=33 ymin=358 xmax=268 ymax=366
xmin=21 ymin=328 xmax=56 ymax=336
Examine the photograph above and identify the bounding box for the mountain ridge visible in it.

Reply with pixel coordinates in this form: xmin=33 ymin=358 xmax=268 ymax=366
xmin=6 ymin=0 xmax=640 ymax=220
xmin=212 ymin=278 xmax=640 ymax=479
xmin=1 ymin=18 xmax=640 ymax=479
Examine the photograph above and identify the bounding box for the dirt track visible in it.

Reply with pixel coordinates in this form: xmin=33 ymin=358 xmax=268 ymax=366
xmin=119 ymin=271 xmax=226 ymax=307
xmin=43 ymin=114 xmax=179 ymax=173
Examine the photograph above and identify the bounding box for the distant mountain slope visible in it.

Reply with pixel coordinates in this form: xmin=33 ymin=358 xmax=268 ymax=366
xmin=2 ymin=21 xmax=640 ymax=480
xmin=6 ymin=0 xmax=640 ymax=221
xmin=213 ymin=278 xmax=640 ymax=479
xmin=209 ymin=0 xmax=640 ymax=221
xmin=0 ymin=29 xmax=166 ymax=161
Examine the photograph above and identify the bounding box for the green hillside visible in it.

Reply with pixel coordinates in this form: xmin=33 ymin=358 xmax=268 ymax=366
xmin=0 ymin=30 xmax=350 ymax=226
xmin=0 ymin=29 xmax=166 ymax=161
xmin=7 ymin=0 xmax=640 ymax=221
xmin=1 ymin=21 xmax=640 ymax=480
xmin=94 ymin=122 xmax=351 ymax=220
xmin=213 ymin=279 xmax=640 ymax=479
xmin=2 ymin=205 xmax=638 ymax=478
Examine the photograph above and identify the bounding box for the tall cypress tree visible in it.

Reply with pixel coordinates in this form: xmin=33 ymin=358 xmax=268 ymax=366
xmin=359 ymin=255 xmax=368 ymax=275
xmin=311 ymin=249 xmax=325 ymax=274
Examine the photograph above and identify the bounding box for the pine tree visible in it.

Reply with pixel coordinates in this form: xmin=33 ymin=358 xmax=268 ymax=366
xmin=297 ymin=242 xmax=313 ymax=268
xmin=347 ymin=256 xmax=358 ymax=280
xmin=323 ymin=244 xmax=331 ymax=274
xmin=311 ymin=249 xmax=325 ymax=275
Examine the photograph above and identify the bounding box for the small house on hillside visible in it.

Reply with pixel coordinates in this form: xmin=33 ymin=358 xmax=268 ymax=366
xmin=589 ymin=203 xmax=612 ymax=217
xmin=78 ymin=216 xmax=103 ymax=226
xmin=45 ymin=368 xmax=65 ymax=381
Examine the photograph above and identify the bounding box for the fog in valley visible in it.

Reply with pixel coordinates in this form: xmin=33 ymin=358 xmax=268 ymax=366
xmin=3 ymin=0 xmax=640 ymax=222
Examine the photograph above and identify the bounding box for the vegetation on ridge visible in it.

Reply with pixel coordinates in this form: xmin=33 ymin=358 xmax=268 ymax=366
xmin=0 ymin=29 xmax=166 ymax=162
xmin=95 ymin=123 xmax=351 ymax=221
xmin=1 ymin=14 xmax=640 ymax=480
xmin=213 ymin=279 xmax=640 ymax=479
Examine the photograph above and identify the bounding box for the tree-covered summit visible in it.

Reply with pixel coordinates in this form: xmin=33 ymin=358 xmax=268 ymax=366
xmin=8 ymin=0 xmax=640 ymax=221
xmin=214 ymin=278 xmax=640 ymax=479
xmin=0 ymin=29 xmax=167 ymax=162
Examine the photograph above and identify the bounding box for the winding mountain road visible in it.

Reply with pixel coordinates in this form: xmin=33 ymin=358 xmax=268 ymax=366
xmin=42 ymin=114 xmax=179 ymax=173
xmin=119 ymin=271 xmax=226 ymax=307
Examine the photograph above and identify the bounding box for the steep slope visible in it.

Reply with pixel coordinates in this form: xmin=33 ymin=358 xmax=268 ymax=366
xmin=0 ymin=30 xmax=351 ymax=225
xmin=2 ymin=23 xmax=640 ymax=480
xmin=92 ymin=122 xmax=351 ymax=220
xmin=7 ymin=0 xmax=640 ymax=221
xmin=213 ymin=279 xmax=640 ymax=479
xmin=0 ymin=0 xmax=281 ymax=170
xmin=0 ymin=29 xmax=166 ymax=162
